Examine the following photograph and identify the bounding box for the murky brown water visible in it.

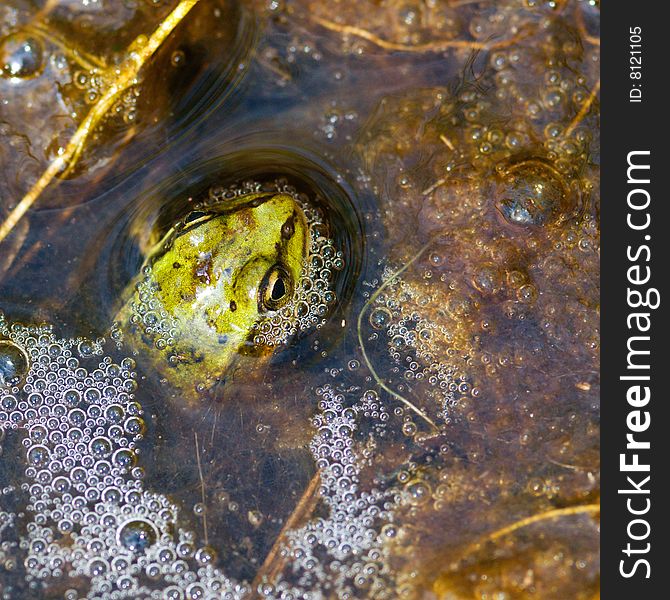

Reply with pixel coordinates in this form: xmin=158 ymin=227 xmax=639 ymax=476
xmin=0 ymin=1 xmax=599 ymax=598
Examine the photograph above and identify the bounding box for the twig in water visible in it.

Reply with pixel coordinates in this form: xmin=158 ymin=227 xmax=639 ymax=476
xmin=0 ymin=0 xmax=202 ymax=245
xmin=357 ymin=241 xmax=439 ymax=431
xmin=194 ymin=432 xmax=209 ymax=546
xmin=251 ymin=472 xmax=322 ymax=594
xmin=312 ymin=15 xmax=535 ymax=54
xmin=564 ymin=78 xmax=600 ymax=138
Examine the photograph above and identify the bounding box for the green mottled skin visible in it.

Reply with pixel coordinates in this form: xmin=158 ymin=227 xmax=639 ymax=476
xmin=117 ymin=192 xmax=308 ymax=394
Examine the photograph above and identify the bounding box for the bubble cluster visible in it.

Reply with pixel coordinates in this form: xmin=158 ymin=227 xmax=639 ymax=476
xmin=366 ymin=266 xmax=476 ymax=424
xmin=73 ymin=67 xmax=139 ymax=123
xmin=268 ymin=384 xmax=399 ymax=599
xmin=0 ymin=312 xmax=247 ymax=599
xmin=0 ymin=310 xmax=419 ymax=598
xmin=357 ymin=389 xmax=390 ymax=431
xmin=128 ymin=268 xmax=180 ymax=352
xmin=0 ymin=495 xmax=19 ymax=575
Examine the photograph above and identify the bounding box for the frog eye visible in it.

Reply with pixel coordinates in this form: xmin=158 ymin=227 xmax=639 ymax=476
xmin=259 ymin=265 xmax=294 ymax=312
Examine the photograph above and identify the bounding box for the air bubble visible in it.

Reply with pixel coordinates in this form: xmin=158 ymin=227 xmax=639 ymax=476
xmin=117 ymin=519 xmax=158 ymax=553
xmin=496 ymin=161 xmax=570 ymax=226
xmin=369 ymin=308 xmax=392 ymax=330
xmin=171 ymin=50 xmax=186 ymax=67
xmin=0 ymin=340 xmax=29 ymax=387
xmin=1 ymin=34 xmax=44 ymax=79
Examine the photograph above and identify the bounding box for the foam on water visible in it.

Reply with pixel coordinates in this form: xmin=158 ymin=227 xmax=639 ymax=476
xmin=0 ymin=308 xmax=418 ymax=599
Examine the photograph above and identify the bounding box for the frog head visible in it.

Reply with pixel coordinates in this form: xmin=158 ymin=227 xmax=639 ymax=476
xmin=117 ymin=191 xmax=312 ymax=394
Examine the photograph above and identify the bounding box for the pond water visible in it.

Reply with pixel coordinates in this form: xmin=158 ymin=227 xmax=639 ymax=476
xmin=0 ymin=1 xmax=599 ymax=598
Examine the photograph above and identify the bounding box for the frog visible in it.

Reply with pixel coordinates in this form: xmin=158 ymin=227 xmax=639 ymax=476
xmin=111 ymin=183 xmax=343 ymax=582
xmin=0 ymin=0 xmax=600 ymax=597
xmin=0 ymin=179 xmax=344 ymax=597
xmin=115 ymin=189 xmax=313 ymax=398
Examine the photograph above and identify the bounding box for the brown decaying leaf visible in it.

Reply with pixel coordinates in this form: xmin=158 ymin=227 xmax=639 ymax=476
xmin=0 ymin=0 xmax=202 ymax=246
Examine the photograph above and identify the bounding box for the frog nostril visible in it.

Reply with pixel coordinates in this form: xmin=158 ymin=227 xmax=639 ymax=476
xmin=281 ymin=216 xmax=296 ymax=240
